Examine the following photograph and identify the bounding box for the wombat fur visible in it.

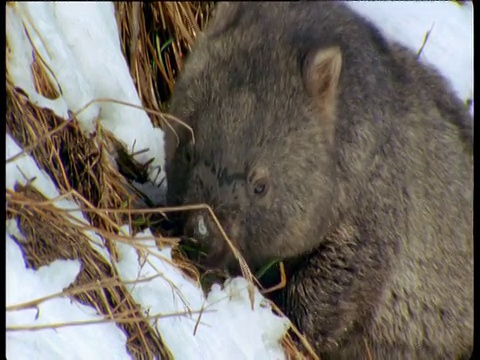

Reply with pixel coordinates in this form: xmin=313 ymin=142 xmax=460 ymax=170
xmin=164 ymin=2 xmax=473 ymax=359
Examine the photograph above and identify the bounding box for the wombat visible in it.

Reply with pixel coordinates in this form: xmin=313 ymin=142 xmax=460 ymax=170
xmin=164 ymin=2 xmax=473 ymax=359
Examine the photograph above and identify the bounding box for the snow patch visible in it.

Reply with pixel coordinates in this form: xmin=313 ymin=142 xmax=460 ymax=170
xmin=7 ymin=2 xmax=167 ymax=193
xmin=6 ymin=232 xmax=130 ymax=360
xmin=347 ymin=1 xmax=473 ymax=112
xmin=115 ymin=228 xmax=290 ymax=360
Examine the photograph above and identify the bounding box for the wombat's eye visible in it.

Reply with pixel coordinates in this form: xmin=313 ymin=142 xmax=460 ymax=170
xmin=253 ymin=178 xmax=269 ymax=197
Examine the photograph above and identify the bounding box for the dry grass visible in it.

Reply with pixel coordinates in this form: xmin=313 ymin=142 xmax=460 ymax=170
xmin=6 ymin=69 xmax=175 ymax=359
xmin=6 ymin=1 xmax=315 ymax=359
xmin=6 ymin=185 xmax=174 ymax=359
xmin=114 ymin=2 xmax=215 ymax=125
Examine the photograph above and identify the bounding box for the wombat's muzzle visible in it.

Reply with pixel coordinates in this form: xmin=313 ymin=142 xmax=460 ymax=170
xmin=183 ymin=210 xmax=242 ymax=271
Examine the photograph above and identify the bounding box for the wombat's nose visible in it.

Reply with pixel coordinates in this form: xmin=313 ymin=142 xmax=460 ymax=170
xmin=185 ymin=212 xmax=211 ymax=239
xmin=184 ymin=210 xmax=241 ymax=244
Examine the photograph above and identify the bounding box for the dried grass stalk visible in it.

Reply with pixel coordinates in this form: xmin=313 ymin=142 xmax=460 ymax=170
xmin=114 ymin=2 xmax=214 ymax=126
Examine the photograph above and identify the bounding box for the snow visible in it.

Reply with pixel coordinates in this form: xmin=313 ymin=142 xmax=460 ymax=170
xmin=6 ymin=224 xmax=130 ymax=360
xmin=6 ymin=134 xmax=112 ymax=263
xmin=7 ymin=2 xmax=167 ymax=192
xmin=9 ymin=3 xmax=101 ymax=134
xmin=115 ymin=227 xmax=290 ymax=360
xmin=52 ymin=2 xmax=167 ymax=189
xmin=6 ymin=1 xmax=473 ymax=360
xmin=6 ymin=5 xmax=71 ymax=121
xmin=346 ymin=1 xmax=474 ymax=113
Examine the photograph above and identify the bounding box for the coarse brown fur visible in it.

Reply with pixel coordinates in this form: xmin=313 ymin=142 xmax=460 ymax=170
xmin=164 ymin=2 xmax=473 ymax=359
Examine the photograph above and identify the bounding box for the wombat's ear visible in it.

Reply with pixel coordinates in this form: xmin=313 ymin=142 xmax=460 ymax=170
xmin=303 ymin=46 xmax=342 ymax=113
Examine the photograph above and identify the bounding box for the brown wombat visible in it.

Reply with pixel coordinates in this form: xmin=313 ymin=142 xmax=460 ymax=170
xmin=164 ymin=2 xmax=473 ymax=359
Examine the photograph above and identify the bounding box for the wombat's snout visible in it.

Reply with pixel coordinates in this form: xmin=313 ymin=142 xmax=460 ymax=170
xmin=184 ymin=211 xmax=227 ymax=268
xmin=184 ymin=212 xmax=212 ymax=240
xmin=183 ymin=210 xmax=242 ymax=270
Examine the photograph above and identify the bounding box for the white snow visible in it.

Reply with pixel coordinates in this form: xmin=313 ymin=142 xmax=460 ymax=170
xmin=9 ymin=3 xmax=101 ymax=134
xmin=52 ymin=2 xmax=167 ymax=189
xmin=346 ymin=1 xmax=474 ymax=112
xmin=6 ymin=5 xmax=71 ymax=121
xmin=115 ymin=227 xmax=290 ymax=360
xmin=6 ymin=134 xmax=112 ymax=263
xmin=7 ymin=2 xmax=167 ymax=192
xmin=6 ymin=1 xmax=473 ymax=360
xmin=6 ymin=225 xmax=130 ymax=360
